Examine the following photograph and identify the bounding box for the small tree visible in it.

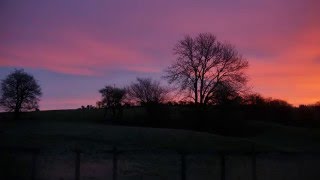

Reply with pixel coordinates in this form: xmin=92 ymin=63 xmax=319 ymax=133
xmin=243 ymin=93 xmax=266 ymax=106
xmin=0 ymin=69 xmax=42 ymax=115
xmin=211 ymin=81 xmax=242 ymax=105
xmin=127 ymin=78 xmax=168 ymax=106
xmin=98 ymin=85 xmax=126 ymax=119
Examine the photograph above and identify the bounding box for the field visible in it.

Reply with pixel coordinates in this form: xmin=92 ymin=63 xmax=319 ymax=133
xmin=1 ymin=109 xmax=320 ymax=179
xmin=1 ymin=108 xmax=320 ymax=152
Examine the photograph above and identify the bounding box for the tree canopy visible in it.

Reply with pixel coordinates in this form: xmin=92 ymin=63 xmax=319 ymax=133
xmin=0 ymin=69 xmax=42 ymax=113
xmin=164 ymin=33 xmax=248 ymax=105
xmin=98 ymin=85 xmax=126 ymax=109
xmin=127 ymin=78 xmax=168 ymax=105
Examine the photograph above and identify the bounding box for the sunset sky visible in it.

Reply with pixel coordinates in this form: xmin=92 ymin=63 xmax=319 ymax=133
xmin=1 ymin=0 xmax=320 ymax=110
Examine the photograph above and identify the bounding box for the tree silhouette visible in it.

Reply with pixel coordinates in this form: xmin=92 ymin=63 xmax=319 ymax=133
xmin=127 ymin=78 xmax=168 ymax=105
xmin=164 ymin=33 xmax=248 ymax=105
xmin=243 ymin=93 xmax=266 ymax=106
xmin=0 ymin=69 xmax=42 ymax=115
xmin=98 ymin=85 xmax=126 ymax=118
xmin=212 ymin=81 xmax=243 ymax=105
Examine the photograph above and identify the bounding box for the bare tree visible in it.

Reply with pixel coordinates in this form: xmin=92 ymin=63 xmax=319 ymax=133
xmin=164 ymin=33 xmax=248 ymax=105
xmin=127 ymin=78 xmax=168 ymax=105
xmin=0 ymin=69 xmax=42 ymax=114
xmin=98 ymin=85 xmax=126 ymax=118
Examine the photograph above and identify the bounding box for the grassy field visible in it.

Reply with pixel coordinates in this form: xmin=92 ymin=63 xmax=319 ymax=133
xmin=1 ymin=108 xmax=320 ymax=153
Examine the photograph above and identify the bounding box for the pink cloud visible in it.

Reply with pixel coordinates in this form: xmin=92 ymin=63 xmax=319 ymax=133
xmin=0 ymin=33 xmax=162 ymax=76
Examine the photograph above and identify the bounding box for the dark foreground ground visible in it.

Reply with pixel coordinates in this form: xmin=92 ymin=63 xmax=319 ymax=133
xmin=0 ymin=109 xmax=320 ymax=179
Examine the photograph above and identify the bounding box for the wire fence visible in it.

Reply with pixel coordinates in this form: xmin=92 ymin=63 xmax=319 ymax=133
xmin=1 ymin=146 xmax=320 ymax=180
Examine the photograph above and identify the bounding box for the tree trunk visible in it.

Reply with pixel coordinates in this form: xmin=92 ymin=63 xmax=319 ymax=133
xmin=194 ymin=79 xmax=198 ymax=104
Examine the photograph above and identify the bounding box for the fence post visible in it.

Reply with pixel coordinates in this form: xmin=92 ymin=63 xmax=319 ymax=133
xmin=220 ymin=152 xmax=225 ymax=180
xmin=112 ymin=147 xmax=118 ymax=180
xmin=252 ymin=144 xmax=257 ymax=180
xmin=31 ymin=149 xmax=38 ymax=180
xmin=180 ymin=152 xmax=187 ymax=180
xmin=75 ymin=150 xmax=81 ymax=180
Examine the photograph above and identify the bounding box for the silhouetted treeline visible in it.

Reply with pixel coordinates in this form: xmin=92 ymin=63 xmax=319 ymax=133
xmin=90 ymin=96 xmax=320 ymax=136
xmin=1 ymin=98 xmax=319 ymax=137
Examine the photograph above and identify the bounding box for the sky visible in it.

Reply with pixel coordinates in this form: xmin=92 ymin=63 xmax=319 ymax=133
xmin=0 ymin=0 xmax=320 ymax=109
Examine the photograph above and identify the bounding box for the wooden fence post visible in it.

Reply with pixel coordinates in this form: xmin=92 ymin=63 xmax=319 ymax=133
xmin=75 ymin=150 xmax=81 ymax=180
xmin=220 ymin=153 xmax=225 ymax=180
xmin=180 ymin=152 xmax=186 ymax=180
xmin=112 ymin=147 xmax=118 ymax=180
xmin=252 ymin=144 xmax=257 ymax=180
xmin=31 ymin=149 xmax=38 ymax=180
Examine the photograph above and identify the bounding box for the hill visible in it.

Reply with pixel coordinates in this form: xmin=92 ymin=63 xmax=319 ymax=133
xmin=1 ymin=109 xmax=320 ymax=152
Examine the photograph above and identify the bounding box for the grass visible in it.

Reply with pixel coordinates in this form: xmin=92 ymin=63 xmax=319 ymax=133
xmin=0 ymin=108 xmax=320 ymax=153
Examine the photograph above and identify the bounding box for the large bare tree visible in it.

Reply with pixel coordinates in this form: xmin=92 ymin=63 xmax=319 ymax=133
xmin=164 ymin=33 xmax=248 ymax=105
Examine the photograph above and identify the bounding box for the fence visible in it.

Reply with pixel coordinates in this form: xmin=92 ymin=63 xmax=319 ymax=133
xmin=1 ymin=146 xmax=319 ymax=180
